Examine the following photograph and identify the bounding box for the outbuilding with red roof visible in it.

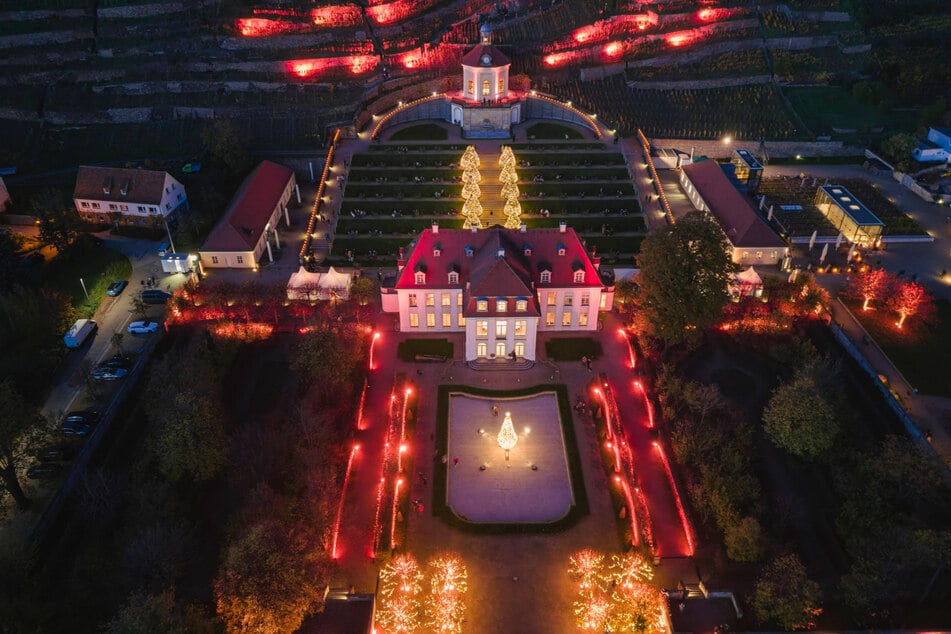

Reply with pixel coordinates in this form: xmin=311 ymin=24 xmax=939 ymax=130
xmin=199 ymin=161 xmax=296 ymax=269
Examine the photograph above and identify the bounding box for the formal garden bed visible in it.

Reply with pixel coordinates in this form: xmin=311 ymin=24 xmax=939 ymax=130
xmin=544 ymin=337 xmax=603 ymax=361
xmin=397 ymin=338 xmax=454 ymax=362
xmin=388 ymin=123 xmax=449 ymax=141
xmin=526 ymin=122 xmax=584 ymax=139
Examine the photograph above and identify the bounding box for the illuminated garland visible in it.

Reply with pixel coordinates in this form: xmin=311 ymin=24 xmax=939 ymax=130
xmin=502 ymin=198 xmax=522 ymax=230
xmin=300 ymin=128 xmax=340 ymax=262
xmin=460 ymin=145 xmax=484 ymax=230
xmin=459 ymin=145 xmax=480 ymax=171
xmin=461 ymin=180 xmax=481 ymax=201
xmin=426 ymin=553 xmax=468 ymax=633
xmin=378 ymin=554 xmax=423 ymax=632
xmin=499 ymin=147 xmax=522 ymax=229
xmin=637 ymin=128 xmax=674 ymax=225
xmin=498 ymin=145 xmax=515 ymax=169
xmin=569 ymin=549 xmax=667 ymax=633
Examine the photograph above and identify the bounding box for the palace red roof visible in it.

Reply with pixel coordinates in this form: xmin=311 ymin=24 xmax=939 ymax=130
xmin=681 ymin=160 xmax=785 ymax=248
xmin=460 ymin=44 xmax=510 ymax=67
xmin=396 ymin=225 xmax=603 ymax=317
xmin=202 ymin=161 xmax=294 ymax=252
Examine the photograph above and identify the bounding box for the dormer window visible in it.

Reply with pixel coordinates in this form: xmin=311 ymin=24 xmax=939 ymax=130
xmin=556 ymin=243 xmax=566 ymax=256
xmin=433 ymin=248 xmax=441 ymax=257
xmin=448 ymin=271 xmax=459 ymax=284
xmin=496 ymin=298 xmax=507 ymax=312
xmin=465 ymin=246 xmax=474 ymax=257
xmin=477 ymin=299 xmax=488 ymax=312
xmin=415 ymin=271 xmax=426 ymax=284
xmin=573 ymin=270 xmax=585 ymax=283
xmin=540 ymin=270 xmax=551 ymax=284
xmin=523 ymin=245 xmax=532 ymax=256
xmin=516 ymin=299 xmax=527 ymax=312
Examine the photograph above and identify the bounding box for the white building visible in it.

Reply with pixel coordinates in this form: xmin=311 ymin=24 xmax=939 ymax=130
xmin=381 ymin=224 xmax=613 ymax=363
xmin=199 ymin=161 xmax=296 ymax=269
xmin=72 ymin=166 xmax=188 ymax=226
xmin=912 ymin=127 xmax=951 ymax=163
xmin=680 ymin=160 xmax=787 ymax=266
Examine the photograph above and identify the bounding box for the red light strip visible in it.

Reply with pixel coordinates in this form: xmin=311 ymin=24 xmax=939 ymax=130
xmin=633 ymin=380 xmax=654 ymax=429
xmin=653 ymin=441 xmax=695 ymax=555
xmin=618 ymin=477 xmax=640 ymax=547
xmin=355 ymin=377 xmax=369 ymax=431
xmin=618 ymin=328 xmax=636 ymax=370
xmin=331 ymin=444 xmax=360 ymax=559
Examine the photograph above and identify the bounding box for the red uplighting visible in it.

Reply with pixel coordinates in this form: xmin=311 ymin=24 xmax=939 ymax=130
xmin=654 ymin=442 xmax=695 ymax=555
xmin=573 ymin=25 xmax=598 ymax=43
xmin=604 ymin=41 xmax=622 ymax=57
xmin=331 ymin=444 xmax=361 ymax=559
xmin=667 ymin=33 xmax=690 ymax=47
xmin=287 ymin=55 xmax=378 ymax=79
xmin=236 ymin=18 xmax=296 ymax=37
xmin=697 ymin=8 xmax=717 ymax=21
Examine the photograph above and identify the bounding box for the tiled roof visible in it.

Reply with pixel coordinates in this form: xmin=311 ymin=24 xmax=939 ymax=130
xmin=396 ymin=225 xmax=603 ymax=316
xmin=201 ymin=161 xmax=294 ymax=252
xmin=73 ymin=166 xmax=168 ymax=205
xmin=460 ymin=44 xmax=510 ymax=67
xmin=682 ymin=161 xmax=785 ymax=248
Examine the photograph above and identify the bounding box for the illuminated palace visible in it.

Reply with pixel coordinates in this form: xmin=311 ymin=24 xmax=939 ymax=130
xmin=381 ymin=223 xmax=614 ymax=363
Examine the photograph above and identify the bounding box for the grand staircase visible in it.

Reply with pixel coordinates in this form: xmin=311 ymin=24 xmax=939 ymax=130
xmin=476 ymin=151 xmax=507 ymax=225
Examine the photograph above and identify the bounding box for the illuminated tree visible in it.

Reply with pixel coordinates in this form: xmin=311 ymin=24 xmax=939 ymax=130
xmin=461 ymin=197 xmax=483 ymax=230
xmin=608 ymin=551 xmax=653 ymax=590
xmin=460 ymin=146 xmax=484 ymax=230
xmin=609 ymin=582 xmax=665 ymax=634
xmin=499 ymin=145 xmax=516 ymax=169
xmin=460 ymin=145 xmax=480 ymax=171
xmin=425 ymin=553 xmax=467 ymax=634
xmin=501 ymin=181 xmax=520 ymax=201
xmin=752 ymin=554 xmax=822 ymax=630
xmin=461 ymin=180 xmax=482 ymax=201
xmin=378 ymin=554 xmax=423 ymax=632
xmin=502 ymin=198 xmax=522 ymax=229
xmin=568 ymin=549 xmax=606 ymax=592
xmin=574 ymin=593 xmax=611 ymax=631
xmin=887 ymin=279 xmax=931 ymax=328
xmin=847 ymin=268 xmax=889 ymax=311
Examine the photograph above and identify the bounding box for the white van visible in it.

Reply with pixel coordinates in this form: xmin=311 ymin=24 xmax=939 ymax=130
xmin=64 ymin=319 xmax=97 ymax=348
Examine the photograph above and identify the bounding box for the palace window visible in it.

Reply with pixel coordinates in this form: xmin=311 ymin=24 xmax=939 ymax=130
xmin=514 ymin=320 xmax=526 ymax=337
xmin=211 ymin=256 xmax=219 ymax=264
xmin=573 ymin=270 xmax=585 ymax=283
xmin=516 ymin=299 xmax=527 ymax=312
xmin=236 ymin=256 xmax=244 ymax=264
xmin=545 ymin=312 xmax=555 ymax=326
xmin=581 ymin=292 xmax=590 ymax=307
xmin=579 ymin=312 xmax=588 ymax=327
xmin=410 ymin=313 xmax=419 ymax=328
xmin=477 ymin=299 xmax=488 ymax=312
xmin=467 ymin=79 xmax=474 ymax=95
xmin=498 ymin=78 xmax=504 ymax=93
xmin=547 ymin=292 xmax=556 ymax=306
xmin=476 ymin=320 xmax=488 ymax=337
xmin=426 ymin=313 xmax=436 ymax=328
xmin=426 ymin=293 xmax=435 ymax=307
xmin=442 ymin=313 xmax=452 ymax=327
xmin=496 ymin=321 xmax=507 ymax=337
xmin=496 ymin=299 xmax=507 ymax=312
xmin=564 ymin=293 xmax=574 ymax=307
xmin=482 ymin=79 xmax=490 ymax=96
xmin=514 ymin=342 xmax=525 ymax=357
xmin=540 ymin=271 xmax=551 ymax=283
xmin=562 ymin=312 xmax=572 ymax=327
xmin=457 ymin=313 xmax=466 ymax=327
xmin=477 ymin=342 xmax=487 ymax=357
xmin=441 ymin=293 xmax=451 ymax=307
xmin=448 ymin=271 xmax=459 ymax=284
xmin=408 ymin=293 xmax=417 ymax=307
xmin=415 ymin=271 xmax=426 ymax=284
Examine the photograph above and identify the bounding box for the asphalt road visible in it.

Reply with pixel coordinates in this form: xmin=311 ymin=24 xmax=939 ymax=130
xmin=40 ymin=235 xmax=187 ymax=426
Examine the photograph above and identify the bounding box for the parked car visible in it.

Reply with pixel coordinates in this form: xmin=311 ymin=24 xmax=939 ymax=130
xmin=141 ymin=289 xmax=172 ymax=305
xmin=181 ymin=162 xmax=202 ymax=174
xmin=36 ymin=444 xmax=78 ymax=463
xmin=63 ymin=410 xmax=100 ymax=425
xmin=106 ymin=280 xmax=128 ymax=296
xmin=128 ymin=320 xmax=159 ymax=334
xmin=58 ymin=420 xmax=93 ymax=437
xmin=27 ymin=463 xmax=64 ymax=480
xmin=91 ymin=365 xmax=128 ymax=380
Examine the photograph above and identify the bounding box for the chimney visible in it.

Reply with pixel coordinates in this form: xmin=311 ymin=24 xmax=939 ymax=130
xmin=559 ymin=221 xmax=566 ymax=233
xmin=119 ymin=180 xmax=129 ymax=196
xmin=102 ymin=178 xmax=112 ymax=195
xmin=497 ymin=248 xmax=505 ymax=258
xmin=397 ymin=258 xmax=405 ymax=271
xmin=593 ymin=256 xmax=601 ymax=270
xmin=519 ymin=222 xmax=527 ymax=233
xmin=432 ymin=222 xmax=439 ymax=234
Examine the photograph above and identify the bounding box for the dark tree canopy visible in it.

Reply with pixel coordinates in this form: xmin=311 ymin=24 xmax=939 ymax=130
xmin=753 ymin=554 xmax=822 ymax=630
xmin=31 ymin=187 xmax=81 ymax=252
xmin=635 ymin=211 xmax=733 ymax=347
xmin=0 ymin=380 xmax=45 ymax=509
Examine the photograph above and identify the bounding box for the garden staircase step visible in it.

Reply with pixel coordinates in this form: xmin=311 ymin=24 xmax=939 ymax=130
xmin=467 ymin=357 xmax=535 ymax=371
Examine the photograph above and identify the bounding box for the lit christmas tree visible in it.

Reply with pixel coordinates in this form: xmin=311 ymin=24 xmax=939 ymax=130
xmin=426 ymin=553 xmax=468 ymax=634
xmin=501 ymin=181 xmax=519 ymax=201
xmin=503 ymin=198 xmax=522 ymax=229
xmin=499 ymin=145 xmax=516 ymax=169
xmin=462 ymin=197 xmax=483 ymax=229
xmin=460 ymin=145 xmax=483 ymax=229
xmin=497 ymin=411 xmax=519 ymax=460
xmin=460 ymin=145 xmax=480 ymax=171
xmin=462 ymin=179 xmax=482 ymax=201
